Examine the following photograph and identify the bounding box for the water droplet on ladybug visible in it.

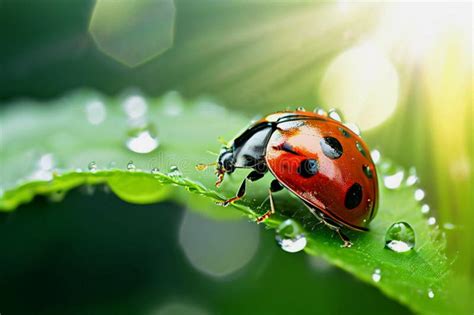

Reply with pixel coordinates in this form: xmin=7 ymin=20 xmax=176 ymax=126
xmin=383 ymin=170 xmax=404 ymax=189
xmin=296 ymin=106 xmax=306 ymax=112
xmin=88 ymin=161 xmax=97 ymax=172
xmin=275 ymin=219 xmax=307 ymax=253
xmin=127 ymin=161 xmax=136 ymax=171
xmin=385 ymin=222 xmax=415 ymax=253
xmin=313 ymin=108 xmax=328 ymax=116
xmin=328 ymin=108 xmax=343 ymax=122
xmin=371 ymin=268 xmax=382 ymax=282
xmin=421 ymin=204 xmax=430 ymax=214
xmin=427 ymin=289 xmax=435 ymax=299
xmin=126 ymin=124 xmax=159 ymax=154
xmin=414 ymin=189 xmax=425 ymax=201
xmin=344 ymin=122 xmax=361 ymax=135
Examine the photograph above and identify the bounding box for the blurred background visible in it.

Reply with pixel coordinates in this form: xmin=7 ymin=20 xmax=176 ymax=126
xmin=0 ymin=1 xmax=472 ymax=314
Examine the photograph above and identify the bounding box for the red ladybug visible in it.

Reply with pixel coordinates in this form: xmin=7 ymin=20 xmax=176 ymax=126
xmin=208 ymin=109 xmax=378 ymax=247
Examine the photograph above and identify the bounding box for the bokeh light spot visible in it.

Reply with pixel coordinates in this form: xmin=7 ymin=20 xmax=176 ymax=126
xmin=319 ymin=42 xmax=399 ymax=130
xmin=179 ymin=210 xmax=259 ymax=278
xmin=89 ymin=0 xmax=175 ymax=67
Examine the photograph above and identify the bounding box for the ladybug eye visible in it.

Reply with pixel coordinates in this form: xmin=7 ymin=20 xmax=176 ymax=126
xmin=345 ymin=183 xmax=363 ymax=209
xmin=298 ymin=159 xmax=319 ymax=178
xmin=320 ymin=137 xmax=343 ymax=159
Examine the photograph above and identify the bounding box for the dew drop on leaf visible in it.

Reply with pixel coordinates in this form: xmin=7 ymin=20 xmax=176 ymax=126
xmin=127 ymin=161 xmax=136 ymax=171
xmin=383 ymin=170 xmax=404 ymax=189
xmin=328 ymin=108 xmax=343 ymax=122
xmin=427 ymin=289 xmax=435 ymax=299
xmin=372 ymin=268 xmax=382 ymax=282
xmin=151 ymin=167 xmax=160 ymax=174
xmin=385 ymin=222 xmax=415 ymax=253
xmin=88 ymin=161 xmax=97 ymax=172
xmin=126 ymin=125 xmax=159 ymax=154
xmin=275 ymin=219 xmax=307 ymax=253
xmin=168 ymin=165 xmax=182 ymax=177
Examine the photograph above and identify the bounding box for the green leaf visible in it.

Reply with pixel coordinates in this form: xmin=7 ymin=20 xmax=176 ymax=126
xmin=0 ymin=90 xmax=451 ymax=314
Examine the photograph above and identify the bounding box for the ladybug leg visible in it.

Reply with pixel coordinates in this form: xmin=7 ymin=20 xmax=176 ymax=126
xmin=257 ymin=180 xmax=283 ymax=223
xmin=218 ymin=171 xmax=264 ymax=207
xmin=320 ymin=220 xmax=352 ymax=248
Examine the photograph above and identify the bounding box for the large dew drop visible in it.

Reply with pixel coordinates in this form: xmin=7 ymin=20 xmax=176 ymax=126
xmin=125 ymin=124 xmax=159 ymax=154
xmin=383 ymin=170 xmax=404 ymax=189
xmin=385 ymin=222 xmax=415 ymax=253
xmin=275 ymin=219 xmax=307 ymax=253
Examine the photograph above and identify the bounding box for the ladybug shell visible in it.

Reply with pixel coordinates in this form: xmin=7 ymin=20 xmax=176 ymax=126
xmin=264 ymin=111 xmax=378 ymax=231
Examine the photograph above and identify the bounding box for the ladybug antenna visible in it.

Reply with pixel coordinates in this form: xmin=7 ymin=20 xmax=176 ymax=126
xmin=195 ymin=162 xmax=217 ymax=171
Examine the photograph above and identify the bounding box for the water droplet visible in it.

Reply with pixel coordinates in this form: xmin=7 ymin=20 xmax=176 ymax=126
xmin=123 ymin=95 xmax=147 ymax=119
xmin=328 ymin=108 xmax=343 ymax=122
xmin=383 ymin=170 xmax=404 ymax=189
xmin=344 ymin=122 xmax=361 ymax=135
xmin=405 ymin=167 xmax=418 ymax=186
xmin=421 ymin=204 xmax=430 ymax=214
xmin=168 ymin=165 xmax=182 ymax=177
xmin=385 ymin=222 xmax=415 ymax=253
xmin=314 ymin=108 xmax=327 ymax=116
xmin=127 ymin=161 xmax=136 ymax=171
xmin=372 ymin=268 xmax=382 ymax=282
xmin=296 ymin=106 xmax=306 ymax=112
xmin=85 ymin=100 xmax=106 ymax=125
xmin=443 ymin=222 xmax=455 ymax=230
xmin=30 ymin=153 xmax=55 ymax=181
xmin=427 ymin=289 xmax=435 ymax=299
xmin=88 ymin=161 xmax=97 ymax=172
xmin=275 ymin=219 xmax=307 ymax=253
xmin=371 ymin=149 xmax=381 ymax=164
xmin=414 ymin=189 xmax=425 ymax=201
xmin=151 ymin=167 xmax=160 ymax=174
xmin=125 ymin=125 xmax=159 ymax=154
xmin=427 ymin=217 xmax=436 ymax=226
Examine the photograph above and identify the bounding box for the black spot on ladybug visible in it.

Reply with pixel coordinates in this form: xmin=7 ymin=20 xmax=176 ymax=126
xmin=356 ymin=142 xmax=367 ymax=157
xmin=362 ymin=164 xmax=373 ymax=178
xmin=338 ymin=127 xmax=351 ymax=138
xmin=345 ymin=183 xmax=363 ymax=209
xmin=320 ymin=137 xmax=343 ymax=159
xmin=298 ymin=159 xmax=319 ymax=178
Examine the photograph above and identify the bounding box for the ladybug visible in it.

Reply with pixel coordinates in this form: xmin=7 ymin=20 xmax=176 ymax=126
xmin=203 ymin=109 xmax=378 ymax=247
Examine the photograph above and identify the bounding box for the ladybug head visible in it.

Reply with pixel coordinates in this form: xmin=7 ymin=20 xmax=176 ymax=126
xmin=216 ymin=148 xmax=235 ymax=186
